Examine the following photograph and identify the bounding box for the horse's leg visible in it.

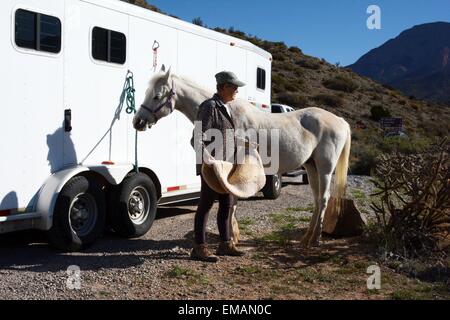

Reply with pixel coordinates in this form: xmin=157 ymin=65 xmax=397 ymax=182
xmin=230 ymin=197 xmax=240 ymax=245
xmin=299 ymin=163 xmax=320 ymax=248
xmin=309 ymin=168 xmax=333 ymax=247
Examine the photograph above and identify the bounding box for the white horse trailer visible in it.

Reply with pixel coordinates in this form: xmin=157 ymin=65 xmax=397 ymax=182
xmin=0 ymin=0 xmax=272 ymax=250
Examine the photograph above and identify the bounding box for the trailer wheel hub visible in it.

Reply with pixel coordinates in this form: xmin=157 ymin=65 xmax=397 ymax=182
xmin=69 ymin=193 xmax=98 ymax=237
xmin=128 ymin=187 xmax=150 ymax=225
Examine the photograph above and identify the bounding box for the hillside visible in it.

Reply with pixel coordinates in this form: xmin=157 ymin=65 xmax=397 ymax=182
xmin=125 ymin=0 xmax=450 ymax=174
xmin=120 ymin=0 xmax=163 ymax=13
xmin=349 ymin=22 xmax=450 ymax=105
xmin=217 ymin=28 xmax=449 ymax=172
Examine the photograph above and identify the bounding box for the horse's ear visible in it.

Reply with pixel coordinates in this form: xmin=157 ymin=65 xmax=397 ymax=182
xmin=164 ymin=67 xmax=172 ymax=82
xmin=161 ymin=64 xmax=166 ymax=72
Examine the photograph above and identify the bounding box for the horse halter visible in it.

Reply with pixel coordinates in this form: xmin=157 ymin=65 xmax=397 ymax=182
xmin=141 ymin=80 xmax=176 ymax=123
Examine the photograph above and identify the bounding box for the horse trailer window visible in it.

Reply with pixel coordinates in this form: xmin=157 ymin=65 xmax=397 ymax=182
xmin=257 ymin=68 xmax=266 ymax=90
xmin=15 ymin=9 xmax=61 ymax=53
xmin=39 ymin=14 xmax=62 ymax=53
xmin=92 ymin=27 xmax=126 ymax=64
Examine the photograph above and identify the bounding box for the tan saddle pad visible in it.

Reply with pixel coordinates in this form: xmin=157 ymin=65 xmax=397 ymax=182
xmin=201 ymin=143 xmax=266 ymax=199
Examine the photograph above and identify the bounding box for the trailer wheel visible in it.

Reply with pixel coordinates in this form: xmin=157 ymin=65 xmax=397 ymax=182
xmin=110 ymin=173 xmax=157 ymax=238
xmin=262 ymin=174 xmax=282 ymax=200
xmin=48 ymin=176 xmax=106 ymax=251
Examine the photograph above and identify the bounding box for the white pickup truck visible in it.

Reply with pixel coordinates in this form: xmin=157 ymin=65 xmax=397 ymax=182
xmin=271 ymin=103 xmax=295 ymax=113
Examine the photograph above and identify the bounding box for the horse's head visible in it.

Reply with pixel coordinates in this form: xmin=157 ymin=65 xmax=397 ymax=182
xmin=133 ymin=65 xmax=176 ymax=131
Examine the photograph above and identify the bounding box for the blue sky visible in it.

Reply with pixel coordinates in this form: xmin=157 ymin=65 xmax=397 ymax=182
xmin=147 ymin=0 xmax=450 ymax=66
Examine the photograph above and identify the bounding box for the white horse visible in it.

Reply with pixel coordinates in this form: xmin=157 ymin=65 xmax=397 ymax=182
xmin=133 ymin=67 xmax=351 ymax=247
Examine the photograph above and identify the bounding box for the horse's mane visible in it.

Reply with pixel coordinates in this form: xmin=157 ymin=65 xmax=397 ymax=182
xmin=146 ymin=71 xmax=212 ymax=98
xmin=176 ymin=74 xmax=212 ymax=97
xmin=145 ymin=71 xmax=165 ymax=96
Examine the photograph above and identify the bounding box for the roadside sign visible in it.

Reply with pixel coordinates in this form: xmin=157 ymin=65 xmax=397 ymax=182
xmin=380 ymin=117 xmax=403 ymax=136
xmin=380 ymin=117 xmax=403 ymax=129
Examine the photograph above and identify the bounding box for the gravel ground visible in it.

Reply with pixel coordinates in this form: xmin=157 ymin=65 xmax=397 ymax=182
xmin=0 ymin=175 xmax=378 ymax=300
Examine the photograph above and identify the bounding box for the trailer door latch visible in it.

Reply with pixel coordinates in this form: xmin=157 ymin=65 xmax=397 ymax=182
xmin=64 ymin=109 xmax=72 ymax=132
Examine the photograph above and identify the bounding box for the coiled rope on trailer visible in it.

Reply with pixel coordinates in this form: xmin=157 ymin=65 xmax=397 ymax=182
xmin=123 ymin=70 xmax=139 ymax=173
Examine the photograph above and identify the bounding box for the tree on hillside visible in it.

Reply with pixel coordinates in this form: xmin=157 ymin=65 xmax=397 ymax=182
xmin=120 ymin=0 xmax=163 ymax=13
xmin=192 ymin=17 xmax=204 ymax=27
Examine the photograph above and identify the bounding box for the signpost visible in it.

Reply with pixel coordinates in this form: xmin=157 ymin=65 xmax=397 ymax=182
xmin=380 ymin=117 xmax=403 ymax=136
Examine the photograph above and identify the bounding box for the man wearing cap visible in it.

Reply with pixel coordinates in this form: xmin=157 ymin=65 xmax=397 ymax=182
xmin=190 ymin=71 xmax=246 ymax=262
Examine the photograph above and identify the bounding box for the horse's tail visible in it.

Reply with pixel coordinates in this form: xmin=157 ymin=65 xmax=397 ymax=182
xmin=333 ymin=123 xmax=351 ymax=202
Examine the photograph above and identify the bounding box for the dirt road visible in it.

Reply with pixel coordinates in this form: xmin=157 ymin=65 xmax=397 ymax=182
xmin=0 ymin=176 xmax=447 ymax=300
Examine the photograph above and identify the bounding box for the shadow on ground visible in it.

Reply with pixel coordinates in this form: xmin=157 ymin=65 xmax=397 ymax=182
xmin=0 ymin=197 xmax=374 ymax=279
xmin=0 ymin=202 xmax=200 ymax=272
xmin=245 ymin=226 xmax=376 ymax=269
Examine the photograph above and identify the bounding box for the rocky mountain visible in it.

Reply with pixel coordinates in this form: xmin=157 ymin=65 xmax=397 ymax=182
xmin=349 ymin=22 xmax=450 ymax=104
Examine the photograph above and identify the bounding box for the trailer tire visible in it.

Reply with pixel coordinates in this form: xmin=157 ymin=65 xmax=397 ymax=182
xmin=48 ymin=176 xmax=106 ymax=252
xmin=262 ymin=174 xmax=282 ymax=200
xmin=110 ymin=173 xmax=157 ymax=238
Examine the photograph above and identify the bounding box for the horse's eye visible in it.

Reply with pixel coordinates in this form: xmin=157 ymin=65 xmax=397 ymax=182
xmin=154 ymin=93 xmax=161 ymax=100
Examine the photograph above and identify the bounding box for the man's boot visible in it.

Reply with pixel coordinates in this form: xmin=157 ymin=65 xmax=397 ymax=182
xmin=216 ymin=240 xmax=246 ymax=257
xmin=190 ymin=244 xmax=219 ymax=262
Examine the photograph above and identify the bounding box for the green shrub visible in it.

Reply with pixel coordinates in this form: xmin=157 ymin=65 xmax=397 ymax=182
xmin=272 ymin=85 xmax=284 ymax=95
xmin=272 ymin=52 xmax=286 ymax=62
xmin=293 ymin=67 xmax=304 ymax=77
xmin=370 ymin=105 xmax=391 ymax=121
xmin=288 ymin=46 xmax=302 ymax=54
xmin=351 ymin=130 xmax=432 ymax=175
xmin=272 ymin=73 xmax=287 ymax=88
xmin=323 ymin=75 xmax=359 ymax=93
xmin=285 ymin=80 xmax=304 ymax=92
xmin=122 ymin=0 xmax=164 ymax=13
xmin=192 ymin=17 xmax=204 ymax=26
xmin=296 ymin=58 xmax=321 ymax=70
xmin=277 ymin=93 xmax=308 ymax=108
xmin=313 ymin=94 xmax=344 ymax=108
xmin=382 ymin=83 xmax=396 ymax=91
xmin=378 ymin=136 xmax=430 ymax=154
xmin=166 ymin=266 xmax=193 ymax=278
xmin=370 ymin=93 xmax=382 ymax=101
xmin=273 ymin=41 xmax=288 ymax=50
xmin=351 ymin=146 xmax=380 ymax=175
xmin=279 ymin=60 xmax=294 ymax=70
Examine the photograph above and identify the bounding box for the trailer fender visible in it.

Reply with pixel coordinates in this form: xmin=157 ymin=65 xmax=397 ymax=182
xmin=35 ymin=166 xmax=90 ymax=230
xmin=87 ymin=164 xmax=135 ymax=185
xmin=35 ymin=164 xmax=137 ymax=230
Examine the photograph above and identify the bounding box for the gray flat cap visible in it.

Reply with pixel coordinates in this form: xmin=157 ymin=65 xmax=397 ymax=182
xmin=215 ymin=71 xmax=246 ymax=87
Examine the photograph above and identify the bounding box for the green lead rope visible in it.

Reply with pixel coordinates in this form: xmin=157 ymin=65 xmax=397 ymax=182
xmin=125 ymin=71 xmax=136 ymax=115
xmin=124 ymin=70 xmax=139 ymax=173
